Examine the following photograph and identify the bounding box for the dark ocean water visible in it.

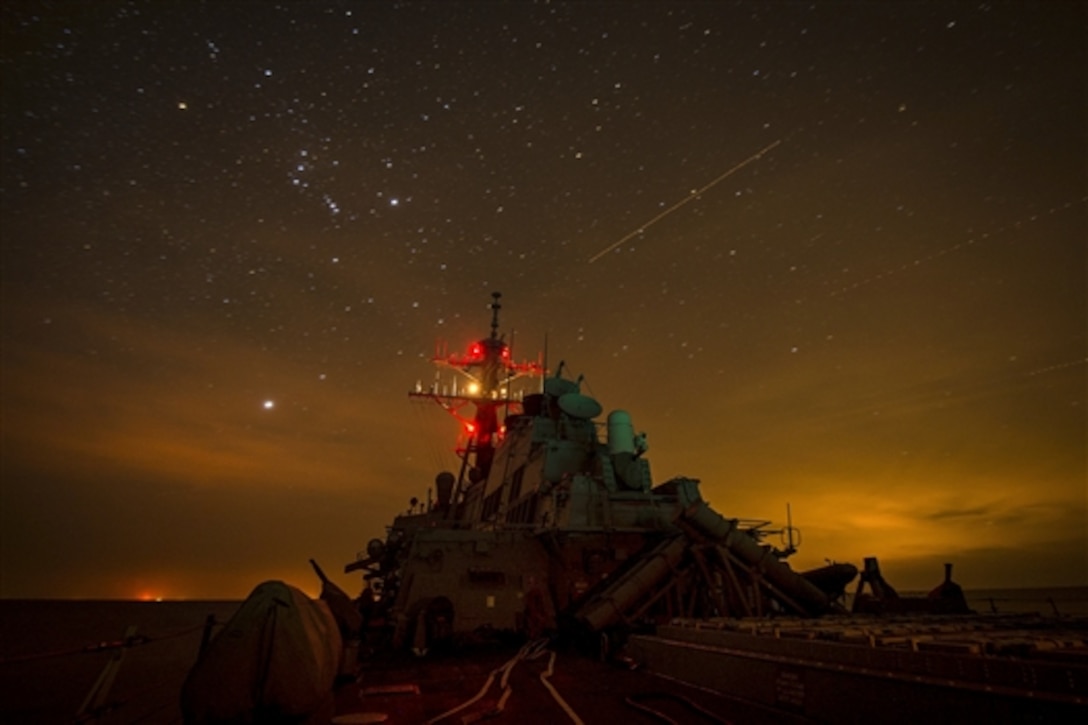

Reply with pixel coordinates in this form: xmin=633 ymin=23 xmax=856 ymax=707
xmin=854 ymin=585 xmax=1088 ymax=618
xmin=2 ymin=588 xmax=1086 ymax=723
xmin=961 ymin=586 xmax=1088 ymax=617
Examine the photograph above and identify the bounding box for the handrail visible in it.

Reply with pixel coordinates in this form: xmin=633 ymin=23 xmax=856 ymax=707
xmin=0 ymin=621 xmax=209 ymax=666
xmin=1 ymin=614 xmax=225 ymax=723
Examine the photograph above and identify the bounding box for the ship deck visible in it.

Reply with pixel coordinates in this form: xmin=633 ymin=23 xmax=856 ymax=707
xmin=332 ymin=642 xmax=805 ymax=724
xmin=333 ymin=613 xmax=1088 ymax=724
xmin=629 ymin=613 xmax=1088 ymax=724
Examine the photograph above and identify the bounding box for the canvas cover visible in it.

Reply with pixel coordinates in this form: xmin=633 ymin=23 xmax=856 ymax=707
xmin=180 ymin=580 xmax=342 ymax=724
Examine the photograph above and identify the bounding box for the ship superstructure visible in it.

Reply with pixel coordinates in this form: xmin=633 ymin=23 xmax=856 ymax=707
xmin=346 ymin=294 xmax=858 ymax=654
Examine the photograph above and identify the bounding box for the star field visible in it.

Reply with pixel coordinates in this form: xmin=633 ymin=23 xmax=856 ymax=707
xmin=1 ymin=1 xmax=1084 ymax=598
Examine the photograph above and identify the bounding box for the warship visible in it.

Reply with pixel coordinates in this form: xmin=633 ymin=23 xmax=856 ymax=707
xmin=179 ymin=293 xmax=1087 ymax=724
xmin=346 ymin=292 xmax=860 ymax=653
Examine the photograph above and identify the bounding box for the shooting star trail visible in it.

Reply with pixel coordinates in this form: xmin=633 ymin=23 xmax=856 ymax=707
xmin=829 ymin=196 xmax=1088 ymax=297
xmin=588 ymin=138 xmax=783 ymax=264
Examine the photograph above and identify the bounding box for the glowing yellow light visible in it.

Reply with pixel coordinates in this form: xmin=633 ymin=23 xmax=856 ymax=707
xmin=466 ymin=382 xmax=480 ymax=395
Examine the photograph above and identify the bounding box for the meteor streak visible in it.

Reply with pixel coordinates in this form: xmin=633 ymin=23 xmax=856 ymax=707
xmin=829 ymin=196 xmax=1088 ymax=297
xmin=588 ymin=138 xmax=783 ymax=263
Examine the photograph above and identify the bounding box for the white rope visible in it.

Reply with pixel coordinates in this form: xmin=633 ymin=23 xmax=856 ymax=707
xmin=538 ymin=650 xmax=585 ymax=725
xmin=425 ymin=639 xmax=546 ymax=724
xmin=423 ymin=662 xmax=501 ymax=724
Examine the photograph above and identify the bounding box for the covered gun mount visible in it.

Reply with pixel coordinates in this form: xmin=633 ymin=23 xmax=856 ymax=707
xmin=181 ymin=582 xmax=341 ymax=723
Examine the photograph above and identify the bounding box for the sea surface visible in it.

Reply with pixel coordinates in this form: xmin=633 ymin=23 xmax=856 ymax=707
xmin=2 ymin=587 xmax=1086 ymax=723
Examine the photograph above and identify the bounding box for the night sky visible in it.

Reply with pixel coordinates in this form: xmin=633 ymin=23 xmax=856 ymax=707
xmin=2 ymin=2 xmax=1084 ymax=600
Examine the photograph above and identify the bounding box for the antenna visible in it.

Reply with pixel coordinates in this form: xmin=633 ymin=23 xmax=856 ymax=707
xmin=787 ymin=503 xmax=794 ymax=552
xmin=542 ymin=333 xmax=548 ymax=392
xmin=489 ymin=291 xmax=502 ymax=340
xmin=780 ymin=502 xmax=801 ymax=557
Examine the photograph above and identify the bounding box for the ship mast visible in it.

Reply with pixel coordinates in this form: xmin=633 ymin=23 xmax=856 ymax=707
xmin=409 ymin=292 xmax=542 ymax=488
